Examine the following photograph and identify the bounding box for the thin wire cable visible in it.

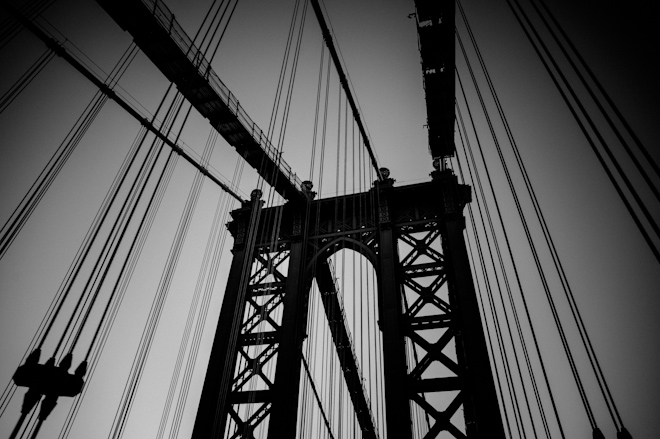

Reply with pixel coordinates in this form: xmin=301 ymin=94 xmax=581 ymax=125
xmin=0 ymin=47 xmax=55 ymax=114
xmin=506 ymin=0 xmax=660 ymax=264
xmin=534 ymin=0 xmax=660 ymax=181
xmin=512 ymin=1 xmax=641 ymax=430
xmin=458 ymin=4 xmax=596 ymax=430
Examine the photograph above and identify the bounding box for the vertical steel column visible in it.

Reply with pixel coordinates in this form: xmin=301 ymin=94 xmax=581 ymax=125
xmin=375 ymin=178 xmax=413 ymax=439
xmin=267 ymin=201 xmax=312 ymax=439
xmin=192 ymin=192 xmax=262 ymax=439
xmin=436 ymin=171 xmax=506 ymax=438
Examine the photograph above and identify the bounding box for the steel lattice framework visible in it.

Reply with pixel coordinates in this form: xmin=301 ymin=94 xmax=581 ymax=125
xmin=90 ymin=0 xmax=506 ymax=436
xmin=192 ymin=170 xmax=505 ymax=439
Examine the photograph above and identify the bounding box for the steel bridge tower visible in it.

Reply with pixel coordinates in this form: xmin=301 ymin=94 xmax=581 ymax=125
xmin=190 ymin=0 xmax=505 ymax=437
xmin=192 ymin=168 xmax=506 ymax=439
xmin=87 ymin=0 xmax=507 ymax=436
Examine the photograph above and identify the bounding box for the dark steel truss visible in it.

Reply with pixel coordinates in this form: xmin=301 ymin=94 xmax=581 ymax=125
xmin=192 ymin=170 xmax=505 ymax=439
xmin=224 ymin=245 xmax=290 ymax=439
xmin=398 ymin=224 xmax=467 ymax=438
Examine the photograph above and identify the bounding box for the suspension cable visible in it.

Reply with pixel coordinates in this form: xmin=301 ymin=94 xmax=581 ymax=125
xmin=457 ymin=3 xmax=600 ymax=431
xmin=3 ymin=3 xmax=245 ymax=203
xmin=0 ymin=0 xmax=56 ymax=50
xmin=533 ymin=0 xmax=660 ymax=182
xmin=506 ymin=0 xmax=635 ymax=431
xmin=504 ymin=0 xmax=660 ymax=265
xmin=0 ymin=47 xmax=54 ymax=114
xmin=308 ymin=0 xmax=382 ymax=181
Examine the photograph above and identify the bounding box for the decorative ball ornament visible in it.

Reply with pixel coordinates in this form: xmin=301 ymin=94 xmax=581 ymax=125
xmin=432 ymin=157 xmax=441 ymax=170
xmin=301 ymin=180 xmax=314 ymax=192
xmin=250 ymin=189 xmax=263 ymax=200
xmin=379 ymin=167 xmax=390 ymax=179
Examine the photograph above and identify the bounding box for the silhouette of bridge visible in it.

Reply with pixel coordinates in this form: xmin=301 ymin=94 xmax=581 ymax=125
xmin=0 ymin=0 xmax=658 ymax=438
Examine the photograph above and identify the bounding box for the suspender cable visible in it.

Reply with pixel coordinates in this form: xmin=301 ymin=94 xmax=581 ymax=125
xmin=0 ymin=47 xmax=54 ymax=114
xmin=0 ymin=41 xmax=137 ymax=261
xmin=309 ymin=0 xmax=382 ymax=181
xmin=456 ymin=100 xmax=559 ymax=439
xmin=458 ymin=25 xmax=594 ymax=433
xmin=504 ymin=0 xmax=660 ymax=265
xmin=5 ymin=1 xmax=245 ymax=436
xmin=4 ymin=4 xmax=246 ymax=204
xmin=505 ymin=1 xmax=635 ymax=434
xmin=524 ymin=0 xmax=660 ymax=204
xmin=301 ymin=356 xmax=336 ymax=439
xmin=457 ymin=4 xmax=602 ymax=433
xmin=455 ymin=93 xmax=525 ymax=439
xmin=454 ymin=108 xmax=516 ymax=439
xmin=0 ymin=41 xmax=141 ymax=423
xmin=0 ymin=0 xmax=56 ymax=49
xmin=533 ymin=0 xmax=660 ymax=184
xmin=52 ymin=99 xmax=178 ymax=357
xmin=58 ymin=131 xmax=176 ymax=439
xmin=153 ymin=132 xmax=218 ymax=439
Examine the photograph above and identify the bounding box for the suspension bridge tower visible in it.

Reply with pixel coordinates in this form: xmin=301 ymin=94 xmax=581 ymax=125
xmin=3 ymin=0 xmax=510 ymax=437
xmin=190 ymin=1 xmax=506 ymax=438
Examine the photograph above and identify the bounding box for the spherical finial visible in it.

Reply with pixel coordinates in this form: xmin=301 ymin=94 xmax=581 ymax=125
xmin=379 ymin=167 xmax=390 ymax=179
xmin=250 ymin=189 xmax=263 ymax=200
xmin=301 ymin=180 xmax=314 ymax=192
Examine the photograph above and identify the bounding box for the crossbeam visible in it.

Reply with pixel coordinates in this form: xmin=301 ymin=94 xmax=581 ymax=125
xmin=96 ymin=0 xmax=305 ymax=201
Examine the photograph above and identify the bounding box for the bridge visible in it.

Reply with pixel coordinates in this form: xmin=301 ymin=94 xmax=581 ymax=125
xmin=0 ymin=0 xmax=658 ymax=438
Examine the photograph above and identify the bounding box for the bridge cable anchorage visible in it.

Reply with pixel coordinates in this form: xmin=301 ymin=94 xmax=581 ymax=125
xmin=309 ymin=0 xmax=382 ymax=181
xmin=3 ymin=3 xmax=246 ymax=206
xmin=4 ymin=124 xmax=145 ymax=431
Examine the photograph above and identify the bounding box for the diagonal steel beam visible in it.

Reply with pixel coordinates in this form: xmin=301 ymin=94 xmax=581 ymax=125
xmin=96 ymin=0 xmax=306 ymax=201
xmin=315 ymin=258 xmax=379 ymax=439
xmin=5 ymin=3 xmax=246 ymax=204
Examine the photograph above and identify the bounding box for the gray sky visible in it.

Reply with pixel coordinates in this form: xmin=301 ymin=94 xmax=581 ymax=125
xmin=0 ymin=0 xmax=659 ymax=438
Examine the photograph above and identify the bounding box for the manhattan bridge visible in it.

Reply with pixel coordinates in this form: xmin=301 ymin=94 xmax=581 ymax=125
xmin=0 ymin=0 xmax=658 ymax=438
